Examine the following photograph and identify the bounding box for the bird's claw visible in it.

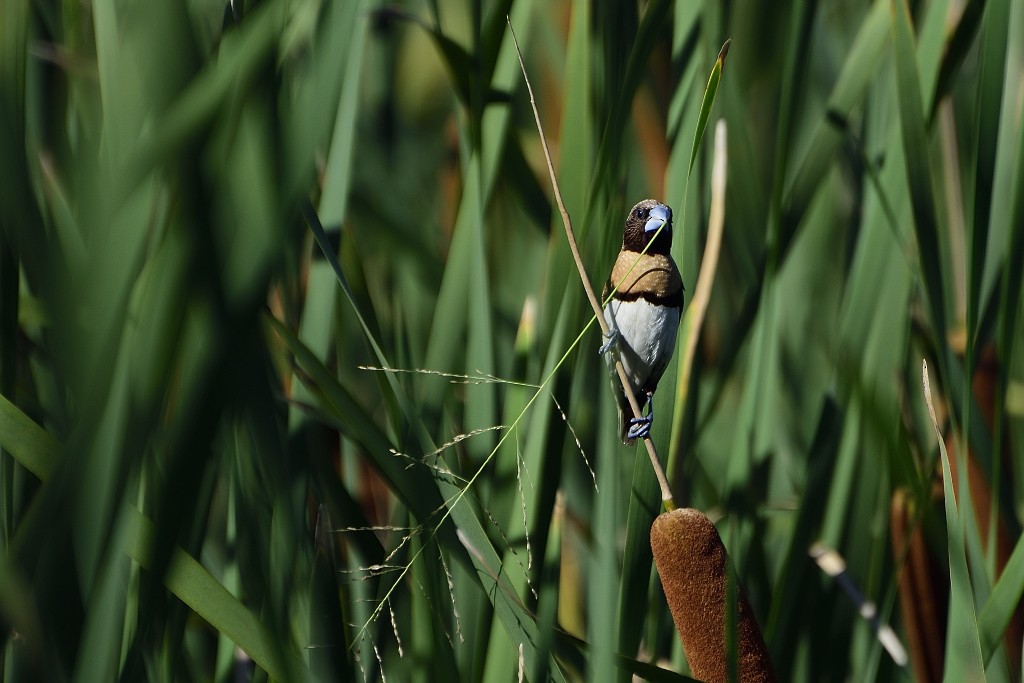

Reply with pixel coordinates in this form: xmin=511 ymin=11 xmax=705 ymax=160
xmin=626 ymin=415 xmax=652 ymax=440
xmin=626 ymin=392 xmax=655 ymax=441
xmin=598 ymin=329 xmax=619 ymax=355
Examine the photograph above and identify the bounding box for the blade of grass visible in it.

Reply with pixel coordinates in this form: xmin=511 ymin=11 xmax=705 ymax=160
xmin=892 ymin=0 xmax=948 ymax=349
xmin=125 ymin=506 xmax=314 ymax=683
xmin=781 ymin=0 xmax=889 ymax=252
xmin=0 ymin=0 xmax=48 ymax=279
xmin=308 ymin=514 xmax=347 ymax=681
xmin=978 ymin=533 xmax=1024 ymax=663
xmin=0 ymin=395 xmax=56 ymax=480
xmin=531 ymin=493 xmax=564 ymax=683
xmin=667 ymin=119 xmax=727 ymax=478
xmin=723 ymin=1 xmax=810 ymax=500
xmin=302 ymin=208 xmax=569 ymax=680
xmin=0 ymin=393 xmax=313 ymax=681
xmin=0 ymin=241 xmax=16 ymax=552
xmin=287 ymin=0 xmax=367 ymax=439
xmin=281 ymin=0 xmax=364 ymax=199
xmin=616 ymin=441 xmax=660 ymax=661
xmin=931 ymin=0 xmax=989 ymax=121
xmin=588 ymin=429 xmax=620 ymax=683
xmin=687 ymin=41 xmax=730 ymax=180
xmin=581 ymin=0 xmax=671 ymax=243
xmin=301 ymin=203 xmax=435 ymax=452
xmin=922 ymin=360 xmax=985 ymax=680
xmin=965 ymin=0 xmax=1010 ymax=353
xmin=267 ymin=315 xmax=454 ymax=534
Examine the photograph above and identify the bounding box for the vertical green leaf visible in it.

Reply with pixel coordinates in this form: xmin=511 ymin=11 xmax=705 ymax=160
xmin=922 ymin=361 xmax=985 ymax=681
xmin=892 ymin=0 xmax=948 ymax=344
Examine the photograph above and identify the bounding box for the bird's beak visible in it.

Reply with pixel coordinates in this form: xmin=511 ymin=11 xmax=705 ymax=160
xmin=644 ymin=204 xmax=671 ymax=233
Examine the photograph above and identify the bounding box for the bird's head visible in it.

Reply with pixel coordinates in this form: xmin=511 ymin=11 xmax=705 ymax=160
xmin=621 ymin=199 xmax=673 ymax=255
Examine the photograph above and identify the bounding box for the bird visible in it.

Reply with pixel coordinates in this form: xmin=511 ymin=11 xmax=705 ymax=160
xmin=599 ymin=199 xmax=683 ymax=444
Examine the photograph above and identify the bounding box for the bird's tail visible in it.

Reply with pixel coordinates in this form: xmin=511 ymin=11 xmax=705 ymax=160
xmin=615 ymin=388 xmax=637 ymax=445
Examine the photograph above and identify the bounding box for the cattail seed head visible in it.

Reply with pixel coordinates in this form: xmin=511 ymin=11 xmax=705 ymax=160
xmin=651 ymin=508 xmax=776 ymax=683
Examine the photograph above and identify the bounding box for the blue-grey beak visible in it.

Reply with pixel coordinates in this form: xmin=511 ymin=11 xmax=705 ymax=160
xmin=644 ymin=204 xmax=671 ymax=233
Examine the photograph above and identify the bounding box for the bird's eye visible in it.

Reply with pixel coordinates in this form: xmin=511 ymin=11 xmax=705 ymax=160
xmin=633 ymin=208 xmax=646 ymax=219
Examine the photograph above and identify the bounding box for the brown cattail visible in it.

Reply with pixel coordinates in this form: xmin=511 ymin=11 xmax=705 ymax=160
xmin=651 ymin=508 xmax=776 ymax=683
xmin=891 ymin=488 xmax=946 ymax=683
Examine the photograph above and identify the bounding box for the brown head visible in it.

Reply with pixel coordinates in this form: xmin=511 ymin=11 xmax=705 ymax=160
xmin=621 ymin=199 xmax=673 ymax=255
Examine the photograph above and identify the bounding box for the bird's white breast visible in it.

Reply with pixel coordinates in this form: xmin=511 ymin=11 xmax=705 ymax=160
xmin=603 ymin=298 xmax=680 ymax=393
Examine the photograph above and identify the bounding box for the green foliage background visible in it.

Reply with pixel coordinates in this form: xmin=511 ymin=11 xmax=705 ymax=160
xmin=1 ymin=0 xmax=1023 ymax=681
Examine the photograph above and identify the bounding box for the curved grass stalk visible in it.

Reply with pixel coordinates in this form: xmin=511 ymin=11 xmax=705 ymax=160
xmin=507 ymin=21 xmax=729 ymax=510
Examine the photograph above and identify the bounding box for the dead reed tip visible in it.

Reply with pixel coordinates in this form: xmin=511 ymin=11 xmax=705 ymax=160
xmin=719 ymin=39 xmax=732 ymax=65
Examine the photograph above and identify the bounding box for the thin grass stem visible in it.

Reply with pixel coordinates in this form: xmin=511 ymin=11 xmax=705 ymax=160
xmin=507 ymin=17 xmax=675 ymax=509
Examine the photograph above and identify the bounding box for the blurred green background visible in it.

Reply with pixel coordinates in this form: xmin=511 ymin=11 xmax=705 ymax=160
xmin=1 ymin=0 xmax=1023 ymax=681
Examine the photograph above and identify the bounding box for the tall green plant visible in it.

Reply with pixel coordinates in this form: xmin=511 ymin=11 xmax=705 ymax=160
xmin=0 ymin=0 xmax=1021 ymax=681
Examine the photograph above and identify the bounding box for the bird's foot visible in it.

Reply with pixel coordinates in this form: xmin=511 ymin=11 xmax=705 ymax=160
xmin=626 ymin=415 xmax=652 ymax=440
xmin=625 ymin=393 xmax=655 ymax=440
xmin=598 ymin=329 xmax=619 ymax=355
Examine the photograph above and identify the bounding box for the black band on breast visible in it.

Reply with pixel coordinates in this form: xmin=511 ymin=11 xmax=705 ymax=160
xmin=609 ymin=287 xmax=683 ymax=308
